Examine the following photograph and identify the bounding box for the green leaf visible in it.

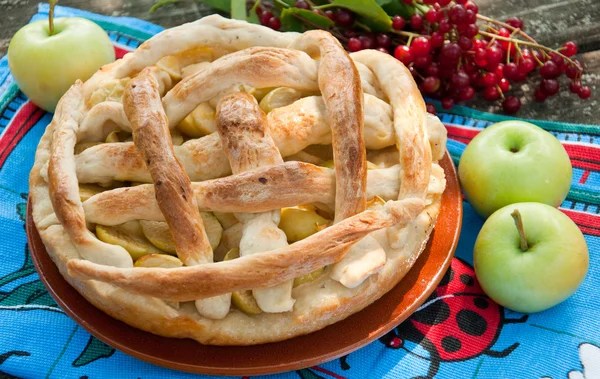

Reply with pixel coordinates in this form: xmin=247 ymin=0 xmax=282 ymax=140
xmin=320 ymin=0 xmax=392 ymax=31
xmin=149 ymin=0 xmax=183 ymax=13
xmin=248 ymin=0 xmax=262 ymax=24
xmin=197 ymin=0 xmax=231 ymax=13
xmin=73 ymin=336 xmax=115 ymax=367
xmin=281 ymin=8 xmax=334 ymax=32
xmin=381 ymin=0 xmax=415 ymax=18
xmin=375 ymin=0 xmax=393 ymax=5
xmin=231 ymin=0 xmax=247 ymax=20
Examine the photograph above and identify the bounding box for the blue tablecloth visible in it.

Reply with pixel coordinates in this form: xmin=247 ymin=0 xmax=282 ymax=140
xmin=0 ymin=4 xmax=599 ymax=379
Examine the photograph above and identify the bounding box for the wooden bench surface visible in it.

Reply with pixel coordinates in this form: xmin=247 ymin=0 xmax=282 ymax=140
xmin=1 ymin=0 xmax=598 ymax=124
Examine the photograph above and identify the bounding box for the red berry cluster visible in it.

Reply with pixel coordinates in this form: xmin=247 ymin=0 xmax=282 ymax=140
xmin=255 ymin=0 xmax=591 ymax=115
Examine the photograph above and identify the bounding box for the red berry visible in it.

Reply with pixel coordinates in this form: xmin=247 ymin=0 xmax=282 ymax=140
xmin=438 ymin=0 xmax=451 ymax=5
xmin=485 ymin=46 xmax=503 ymax=67
xmin=412 ymin=36 xmax=432 ymax=57
xmin=414 ymin=54 xmax=433 ymax=68
xmin=260 ymin=11 xmax=273 ymax=25
xmin=458 ymin=36 xmax=473 ymax=51
xmin=482 ymin=72 xmax=498 ymax=87
xmin=578 ymin=86 xmax=592 ymax=99
xmin=451 ymin=71 xmax=471 ymax=88
xmin=359 ymin=35 xmax=376 ymax=50
xmin=502 ymin=96 xmax=521 ymax=114
xmin=518 ymin=58 xmax=535 ymax=74
xmin=549 ymin=52 xmax=565 ymax=71
xmin=335 ymin=9 xmax=355 ymax=27
xmin=394 ymin=45 xmax=414 ymax=65
xmin=255 ymin=5 xmax=263 ymax=15
xmin=456 ymin=0 xmax=467 ymax=4
xmin=268 ymin=17 xmax=281 ymax=30
xmin=426 ymin=63 xmax=440 ymax=77
xmin=498 ymin=28 xmax=511 ymax=38
xmin=347 ymin=37 xmax=362 ymax=52
xmin=569 ymin=81 xmax=582 ymax=94
xmin=458 ymin=86 xmax=476 ymax=101
xmin=503 ymin=62 xmax=518 ymax=80
xmin=392 ymin=15 xmax=406 ymax=30
xmin=465 ymin=10 xmax=477 ymax=24
xmin=410 ymin=14 xmax=424 ymax=31
xmin=534 ymin=88 xmax=547 ymax=102
xmin=513 ymin=71 xmax=527 ymax=82
xmin=401 ymin=0 xmax=412 ymax=3
xmin=426 ymin=103 xmax=437 ymax=115
xmin=423 ymin=0 xmax=437 ymax=4
xmin=324 ymin=10 xmax=335 ymax=21
xmin=440 ymin=43 xmax=462 ymax=65
xmin=540 ymin=61 xmax=560 ymax=79
xmin=566 ymin=60 xmax=583 ymax=79
xmin=473 ymin=39 xmax=486 ymax=50
xmin=376 ymin=34 xmax=391 ymax=48
xmin=462 ymin=24 xmax=479 ymax=38
xmin=426 ymin=9 xmax=439 ymax=24
xmin=505 ymin=17 xmax=524 ymax=30
xmin=562 ymin=41 xmax=578 ymax=57
xmin=441 ymin=97 xmax=454 ymax=110
xmin=492 ymin=64 xmax=504 ymax=79
xmin=438 ymin=19 xmax=452 ymax=33
xmin=294 ymin=0 xmax=309 ymax=9
xmin=540 ymin=79 xmax=559 ymax=96
xmin=376 ymin=47 xmax=389 ymax=54
xmin=498 ymin=78 xmax=510 ymax=92
xmin=421 ymin=76 xmax=441 ymax=93
xmin=449 ymin=5 xmax=467 ymax=24
xmin=483 ymin=86 xmax=500 ymax=101
xmin=465 ymin=1 xmax=478 ymax=13
xmin=430 ymin=32 xmax=444 ymax=48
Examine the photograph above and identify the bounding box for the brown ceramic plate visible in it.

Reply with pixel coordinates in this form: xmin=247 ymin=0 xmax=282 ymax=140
xmin=26 ymin=152 xmax=462 ymax=376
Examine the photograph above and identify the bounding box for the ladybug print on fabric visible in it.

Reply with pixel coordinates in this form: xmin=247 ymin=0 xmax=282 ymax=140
xmin=378 ymin=258 xmax=528 ymax=379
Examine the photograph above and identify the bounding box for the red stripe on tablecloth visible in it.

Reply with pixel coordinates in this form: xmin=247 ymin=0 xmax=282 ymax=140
xmin=311 ymin=366 xmax=348 ymax=379
xmin=0 ymin=102 xmax=44 ymax=169
xmin=561 ymin=208 xmax=600 ymax=237
xmin=445 ymin=124 xmax=481 ymax=142
xmin=113 ymin=45 xmax=132 ymax=59
xmin=579 ymin=170 xmax=590 ymax=184
xmin=563 ymin=143 xmax=600 ymax=171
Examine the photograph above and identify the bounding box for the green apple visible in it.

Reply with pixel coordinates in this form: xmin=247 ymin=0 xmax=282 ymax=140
xmin=459 ymin=121 xmax=572 ymax=218
xmin=8 ymin=2 xmax=114 ymax=112
xmin=474 ymin=202 xmax=588 ymax=313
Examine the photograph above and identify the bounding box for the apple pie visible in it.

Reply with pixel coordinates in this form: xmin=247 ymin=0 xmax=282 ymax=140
xmin=29 ymin=15 xmax=448 ymax=345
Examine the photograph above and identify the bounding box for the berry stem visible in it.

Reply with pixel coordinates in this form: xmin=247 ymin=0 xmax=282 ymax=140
xmin=511 ymin=209 xmax=529 ymax=252
xmin=477 ymin=14 xmax=538 ymax=44
xmin=48 ymin=0 xmax=58 ymax=36
xmin=390 ymin=30 xmax=421 ymax=39
xmin=479 ymin=30 xmax=579 ymax=67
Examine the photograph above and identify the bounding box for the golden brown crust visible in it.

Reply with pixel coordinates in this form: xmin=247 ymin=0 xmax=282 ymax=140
xmin=291 ymin=31 xmax=366 ymax=223
xmin=216 ymin=93 xmax=283 ymax=170
xmin=67 ymin=198 xmax=423 ymax=301
xmin=123 ymin=68 xmax=212 ymax=265
xmin=29 ymin=15 xmax=448 ymax=345
xmin=47 ymin=81 xmax=132 ymax=268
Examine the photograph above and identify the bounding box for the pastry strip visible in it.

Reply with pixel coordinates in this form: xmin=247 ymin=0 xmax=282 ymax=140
xmin=48 ymin=81 xmax=132 ymax=268
xmin=216 ymin=92 xmax=294 ymax=312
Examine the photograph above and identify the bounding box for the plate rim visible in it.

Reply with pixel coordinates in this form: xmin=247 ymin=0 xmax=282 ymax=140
xmin=26 ymin=151 xmax=462 ymax=376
